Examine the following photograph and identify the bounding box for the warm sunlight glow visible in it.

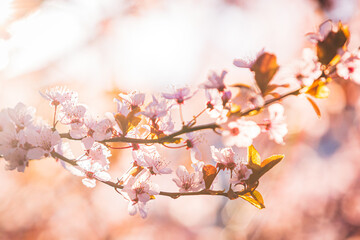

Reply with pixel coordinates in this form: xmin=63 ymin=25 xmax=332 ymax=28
xmin=0 ymin=40 xmax=9 ymax=70
xmin=0 ymin=0 xmax=14 ymax=24
xmin=117 ymin=8 xmax=202 ymax=90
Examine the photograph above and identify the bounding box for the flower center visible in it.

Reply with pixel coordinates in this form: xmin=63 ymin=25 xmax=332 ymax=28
xmin=176 ymin=98 xmax=184 ymax=104
xmin=135 ymin=186 xmax=145 ymax=195
xmin=86 ymin=171 xmax=94 ymax=179
xmin=230 ymin=127 xmax=239 ymax=136
xmin=186 ymin=139 xmax=193 ymax=149
xmin=87 ymin=128 xmax=94 ymax=137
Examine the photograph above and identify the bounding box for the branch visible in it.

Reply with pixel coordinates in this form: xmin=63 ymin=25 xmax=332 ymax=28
xmin=50 ymin=151 xmax=249 ymax=199
xmin=235 ymin=88 xmax=302 ymax=117
xmin=59 ymin=88 xmax=302 ymax=146
xmin=60 ymin=122 xmax=219 ymax=144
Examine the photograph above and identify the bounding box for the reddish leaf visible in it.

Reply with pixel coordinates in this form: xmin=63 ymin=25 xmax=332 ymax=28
xmin=114 ymin=113 xmax=128 ymax=134
xmin=264 ymin=83 xmax=290 ymax=96
xmin=114 ymin=108 xmax=142 ymax=135
xmin=306 ymin=96 xmax=321 ymax=118
xmin=317 ymin=22 xmax=350 ymax=66
xmin=250 ymin=53 xmax=279 ymax=95
xmin=202 ymin=165 xmax=217 ymax=189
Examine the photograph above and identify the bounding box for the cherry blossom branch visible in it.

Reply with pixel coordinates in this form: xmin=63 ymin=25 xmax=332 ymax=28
xmin=234 ymin=88 xmax=302 ymax=117
xmin=58 ymin=87 xmax=302 ymax=146
xmin=50 ymin=151 xmax=250 ymax=199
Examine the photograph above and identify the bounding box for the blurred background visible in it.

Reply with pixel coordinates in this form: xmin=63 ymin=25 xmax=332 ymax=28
xmin=1 ymin=0 xmax=360 ymax=239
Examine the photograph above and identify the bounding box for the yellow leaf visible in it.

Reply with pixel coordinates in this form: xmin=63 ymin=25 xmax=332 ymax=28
xmin=247 ymin=153 xmax=284 ymax=184
xmin=248 ymin=145 xmax=261 ymax=168
xmin=258 ymin=155 xmax=284 ymax=179
xmin=306 ymin=96 xmax=321 ymax=118
xmin=305 ymin=79 xmax=330 ymax=99
xmin=129 ymin=166 xmax=144 ymax=177
xmin=260 ymin=154 xmax=284 ymax=168
xmin=239 ymin=191 xmax=265 ymax=209
xmin=230 ymin=83 xmax=252 ymax=89
xmin=247 ymin=108 xmax=263 ymax=116
xmin=230 ymin=103 xmax=242 ymax=114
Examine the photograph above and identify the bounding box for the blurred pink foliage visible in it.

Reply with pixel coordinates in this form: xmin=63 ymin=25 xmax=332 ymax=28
xmin=1 ymin=0 xmax=360 ymax=239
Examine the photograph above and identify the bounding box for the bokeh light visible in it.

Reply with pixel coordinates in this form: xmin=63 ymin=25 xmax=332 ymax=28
xmin=1 ymin=0 xmax=360 ymax=239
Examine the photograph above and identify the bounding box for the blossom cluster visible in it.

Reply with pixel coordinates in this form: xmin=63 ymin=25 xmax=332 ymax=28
xmin=0 ymin=20 xmax=359 ymax=218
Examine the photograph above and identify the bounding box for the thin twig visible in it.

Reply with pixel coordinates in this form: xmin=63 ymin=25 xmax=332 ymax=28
xmin=50 ymin=151 xmax=249 ymax=199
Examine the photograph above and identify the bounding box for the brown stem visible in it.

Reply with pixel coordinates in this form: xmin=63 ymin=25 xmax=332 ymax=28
xmin=50 ymin=151 xmax=249 ymax=199
xmin=234 ymin=88 xmax=302 ymax=117
xmin=59 ymin=88 xmax=302 ymax=145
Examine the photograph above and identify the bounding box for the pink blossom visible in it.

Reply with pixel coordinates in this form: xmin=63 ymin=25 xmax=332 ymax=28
xmin=221 ymin=90 xmax=232 ymax=106
xmin=162 ymin=87 xmax=192 ymax=104
xmin=128 ymin=201 xmax=148 ymax=219
xmin=141 ymin=95 xmax=168 ymax=120
xmin=87 ymin=142 xmax=111 ymax=167
xmin=77 ymin=160 xmax=111 ymax=188
xmin=114 ymin=98 xmax=131 ymax=117
xmin=262 ymin=103 xmax=288 ymax=144
xmin=157 ymin=114 xmax=175 ymax=135
xmin=26 ymin=126 xmax=61 ymax=159
xmin=202 ymin=70 xmax=227 ymax=92
xmin=59 ymin=103 xmax=87 ymax=130
xmin=118 ymin=91 xmax=145 ymax=110
xmin=221 ymin=119 xmax=260 ymax=148
xmin=291 ymin=48 xmax=322 ymax=87
xmin=79 ymin=116 xmax=115 ymax=149
xmin=6 ymin=102 xmax=36 ymax=130
xmin=306 ymin=20 xmax=333 ymax=43
xmin=233 ymin=48 xmax=264 ymax=69
xmin=2 ymin=148 xmax=28 ymax=172
xmin=230 ymin=162 xmax=252 ymax=185
xmin=0 ymin=109 xmax=12 ymax=133
xmin=0 ymin=125 xmax=28 ymax=172
xmin=131 ymin=145 xmax=157 ymax=164
xmin=211 ymin=146 xmax=236 ymax=170
xmin=136 ymin=150 xmax=172 ymax=175
xmin=205 ymin=89 xmax=229 ymax=121
xmin=77 ymin=142 xmax=111 ymax=168
xmin=122 ymin=170 xmax=160 ymax=218
xmin=337 ymin=50 xmax=360 ymax=84
xmin=0 ymin=124 xmax=26 ymax=158
xmin=142 ymin=113 xmax=175 ymax=137
xmin=173 ymin=165 xmax=204 ymax=192
xmin=92 ymin=118 xmax=114 ymax=141
xmin=184 ymin=132 xmax=202 ymax=161
xmin=40 ymin=86 xmax=78 ymax=107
